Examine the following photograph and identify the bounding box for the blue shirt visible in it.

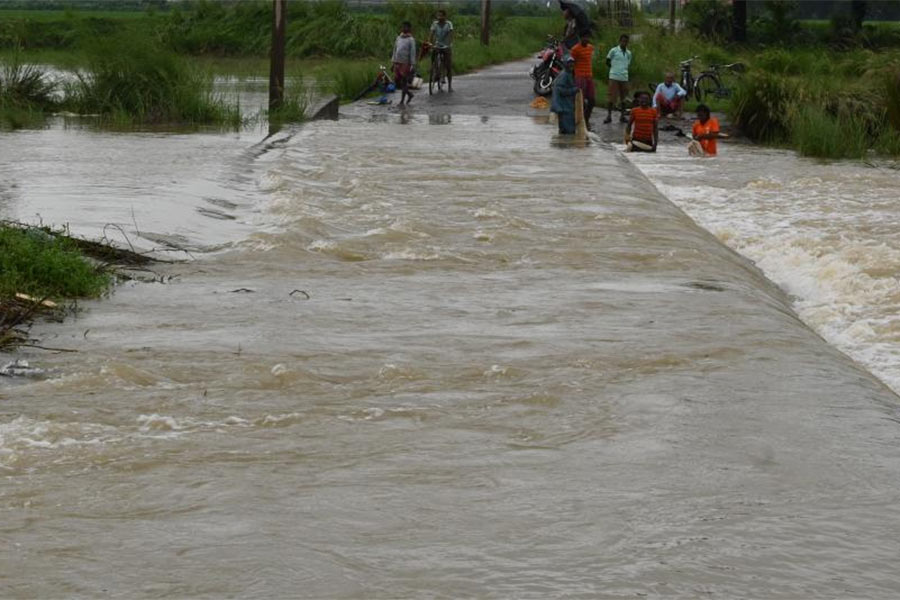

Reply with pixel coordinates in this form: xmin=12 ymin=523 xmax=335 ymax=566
xmin=551 ymin=69 xmax=577 ymax=115
xmin=606 ymin=46 xmax=632 ymax=81
xmin=653 ymin=82 xmax=688 ymax=106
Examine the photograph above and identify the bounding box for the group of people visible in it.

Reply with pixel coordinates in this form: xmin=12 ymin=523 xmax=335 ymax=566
xmin=551 ymin=2 xmax=720 ymax=156
xmin=390 ymin=10 xmax=454 ymax=106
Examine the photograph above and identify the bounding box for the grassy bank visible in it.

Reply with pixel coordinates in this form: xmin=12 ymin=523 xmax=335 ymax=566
xmin=0 ymin=224 xmax=111 ymax=350
xmin=730 ymin=47 xmax=900 ymax=159
xmin=0 ymin=225 xmax=110 ymax=300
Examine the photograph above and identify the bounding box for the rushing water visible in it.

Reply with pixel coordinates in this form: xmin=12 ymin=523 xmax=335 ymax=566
xmin=628 ymin=144 xmax=900 ymax=394
xmin=2 ymin=69 xmax=900 ymax=597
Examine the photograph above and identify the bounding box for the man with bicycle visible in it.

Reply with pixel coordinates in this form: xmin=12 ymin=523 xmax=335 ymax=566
xmin=429 ymin=10 xmax=453 ymax=93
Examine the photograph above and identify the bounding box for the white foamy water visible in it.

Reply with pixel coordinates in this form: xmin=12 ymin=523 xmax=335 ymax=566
xmin=628 ymin=143 xmax=900 ymax=393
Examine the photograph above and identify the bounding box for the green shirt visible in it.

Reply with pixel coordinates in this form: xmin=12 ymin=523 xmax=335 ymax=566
xmin=606 ymin=46 xmax=632 ymax=81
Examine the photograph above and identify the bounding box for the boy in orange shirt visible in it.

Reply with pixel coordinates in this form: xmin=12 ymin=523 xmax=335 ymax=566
xmin=691 ymin=104 xmax=720 ymax=156
xmin=625 ymin=91 xmax=658 ymax=152
xmin=569 ymin=33 xmax=595 ymax=130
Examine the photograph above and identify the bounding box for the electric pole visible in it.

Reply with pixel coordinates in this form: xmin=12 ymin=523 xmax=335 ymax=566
xmin=481 ymin=0 xmax=491 ymax=46
xmin=269 ymin=0 xmax=286 ymax=111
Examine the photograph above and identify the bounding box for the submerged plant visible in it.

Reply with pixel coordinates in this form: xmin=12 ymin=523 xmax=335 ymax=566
xmin=66 ymin=34 xmax=240 ymax=126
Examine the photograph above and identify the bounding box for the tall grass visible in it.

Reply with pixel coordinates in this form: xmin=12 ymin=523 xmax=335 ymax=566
xmin=0 ymin=226 xmax=110 ymax=300
xmin=791 ymin=106 xmax=869 ymax=159
xmin=65 ymin=34 xmax=240 ymax=126
xmin=0 ymin=51 xmax=59 ymax=127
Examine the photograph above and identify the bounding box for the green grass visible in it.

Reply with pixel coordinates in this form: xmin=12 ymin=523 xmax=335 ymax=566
xmin=64 ymin=34 xmax=241 ymax=126
xmin=792 ymin=105 xmax=870 ymax=160
xmin=0 ymin=226 xmax=110 ymax=300
xmin=0 ymin=52 xmax=58 ymax=128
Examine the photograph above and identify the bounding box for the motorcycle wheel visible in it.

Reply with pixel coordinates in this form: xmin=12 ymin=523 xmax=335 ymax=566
xmin=534 ymin=73 xmax=553 ymax=97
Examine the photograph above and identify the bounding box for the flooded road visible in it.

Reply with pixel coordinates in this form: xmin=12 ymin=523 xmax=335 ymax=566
xmin=2 ymin=62 xmax=900 ymax=598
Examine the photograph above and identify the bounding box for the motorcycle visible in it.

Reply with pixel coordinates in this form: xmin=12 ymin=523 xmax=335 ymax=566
xmin=529 ymin=35 xmax=564 ymax=97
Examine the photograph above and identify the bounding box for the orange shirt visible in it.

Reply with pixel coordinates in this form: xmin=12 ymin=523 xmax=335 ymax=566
xmin=630 ymin=106 xmax=658 ymax=143
xmin=692 ymin=117 xmax=720 ymax=155
xmin=569 ymin=43 xmax=594 ymax=79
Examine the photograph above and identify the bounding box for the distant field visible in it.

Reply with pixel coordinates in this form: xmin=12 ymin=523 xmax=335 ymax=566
xmin=0 ymin=9 xmax=150 ymax=19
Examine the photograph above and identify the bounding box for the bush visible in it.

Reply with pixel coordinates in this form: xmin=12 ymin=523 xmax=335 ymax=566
xmin=0 ymin=226 xmax=110 ymax=300
xmin=791 ymin=105 xmax=869 ymax=159
xmin=683 ymin=0 xmax=732 ymax=41
xmin=66 ymin=34 xmax=240 ymax=125
xmin=730 ymin=71 xmax=804 ymax=142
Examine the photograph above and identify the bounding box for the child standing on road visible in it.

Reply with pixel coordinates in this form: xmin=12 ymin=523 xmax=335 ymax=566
xmin=604 ymin=34 xmax=632 ymax=124
xmin=691 ymin=104 xmax=720 ymax=156
xmin=625 ymin=91 xmax=658 ymax=152
xmin=392 ymin=21 xmax=416 ymax=106
xmin=569 ymin=33 xmax=595 ymax=130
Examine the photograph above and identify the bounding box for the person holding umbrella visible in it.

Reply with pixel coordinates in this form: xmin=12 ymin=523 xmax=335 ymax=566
xmin=559 ymin=1 xmax=592 ymax=49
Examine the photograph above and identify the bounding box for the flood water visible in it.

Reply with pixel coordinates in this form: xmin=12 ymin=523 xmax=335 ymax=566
xmin=2 ymin=70 xmax=900 ymax=598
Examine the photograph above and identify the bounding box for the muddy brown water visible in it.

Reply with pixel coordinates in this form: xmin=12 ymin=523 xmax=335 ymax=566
xmin=2 ymin=61 xmax=900 ymax=598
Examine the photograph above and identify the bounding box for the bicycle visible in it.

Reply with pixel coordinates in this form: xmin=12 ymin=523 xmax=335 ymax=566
xmin=429 ymin=46 xmax=451 ymax=95
xmin=675 ymin=56 xmax=745 ymax=101
xmin=693 ymin=61 xmax=745 ymax=102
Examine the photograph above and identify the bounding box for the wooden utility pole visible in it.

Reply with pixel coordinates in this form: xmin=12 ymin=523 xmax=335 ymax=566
xmin=480 ymin=0 xmax=491 ymax=46
xmin=733 ymin=0 xmax=747 ymax=42
xmin=269 ymin=0 xmax=286 ymax=111
xmin=669 ymin=0 xmax=676 ymax=33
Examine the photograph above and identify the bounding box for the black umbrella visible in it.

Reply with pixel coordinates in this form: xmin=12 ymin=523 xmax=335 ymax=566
xmin=559 ymin=1 xmax=592 ymax=36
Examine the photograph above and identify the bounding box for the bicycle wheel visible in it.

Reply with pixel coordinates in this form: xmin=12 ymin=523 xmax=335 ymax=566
xmin=694 ymin=74 xmax=722 ymax=102
xmin=681 ymin=72 xmax=693 ymax=99
xmin=429 ymin=54 xmax=438 ymax=95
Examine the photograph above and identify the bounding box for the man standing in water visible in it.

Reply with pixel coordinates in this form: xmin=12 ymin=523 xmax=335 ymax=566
xmin=604 ymin=34 xmax=632 ymax=124
xmin=551 ymin=56 xmax=578 ymax=134
xmin=429 ymin=10 xmax=454 ymax=92
xmin=569 ymin=32 xmax=595 ymax=130
xmin=392 ymin=21 xmax=416 ymax=106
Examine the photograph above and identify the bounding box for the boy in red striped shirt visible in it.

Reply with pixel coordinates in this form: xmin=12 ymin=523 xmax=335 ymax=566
xmin=625 ymin=91 xmax=658 ymax=152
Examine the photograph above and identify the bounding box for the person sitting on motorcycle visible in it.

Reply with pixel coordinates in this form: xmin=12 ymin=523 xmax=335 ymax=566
xmin=428 ymin=9 xmax=453 ymax=92
xmin=551 ymin=56 xmax=579 ymax=134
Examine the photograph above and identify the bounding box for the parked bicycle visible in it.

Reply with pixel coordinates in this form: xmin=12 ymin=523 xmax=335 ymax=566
xmin=676 ymin=56 xmax=745 ymax=102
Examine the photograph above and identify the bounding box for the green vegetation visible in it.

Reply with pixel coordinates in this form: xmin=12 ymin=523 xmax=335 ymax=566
xmin=65 ymin=35 xmax=241 ymax=126
xmin=0 ymin=52 xmax=58 ymax=127
xmin=730 ymin=48 xmax=900 ymax=159
xmin=3 ymin=0 xmax=900 ymax=159
xmin=0 ymin=225 xmax=110 ymax=300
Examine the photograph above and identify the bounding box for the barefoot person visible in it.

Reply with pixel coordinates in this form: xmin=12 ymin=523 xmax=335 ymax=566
xmin=429 ymin=10 xmax=453 ymax=92
xmin=604 ymin=34 xmax=632 ymax=124
xmin=569 ymin=32 xmax=595 ymax=130
xmin=653 ymin=72 xmax=688 ymax=119
xmin=551 ymin=56 xmax=578 ymax=134
xmin=392 ymin=21 xmax=416 ymax=106
xmin=625 ymin=91 xmax=658 ymax=152
xmin=691 ymin=104 xmax=720 ymax=156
